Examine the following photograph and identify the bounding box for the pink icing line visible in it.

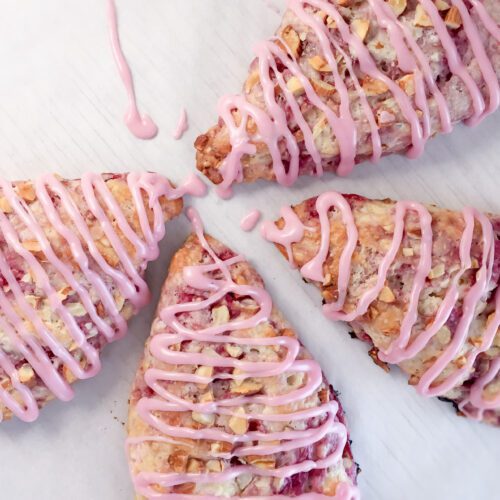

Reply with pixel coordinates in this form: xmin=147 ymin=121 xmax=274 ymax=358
xmin=262 ymin=192 xmax=499 ymax=418
xmin=467 ymin=0 xmax=500 ymax=41
xmin=173 ymin=108 xmax=189 ymax=140
xmin=214 ymin=0 xmax=498 ymax=194
xmin=128 ymin=208 xmax=357 ymax=497
xmin=107 ymin=0 xmax=158 ymax=140
xmin=240 ymin=209 xmax=261 ymax=231
xmin=0 ymin=173 xmax=177 ymax=422
xmin=261 ymin=206 xmax=306 ymax=268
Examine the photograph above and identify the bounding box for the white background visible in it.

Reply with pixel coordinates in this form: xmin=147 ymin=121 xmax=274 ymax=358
xmin=0 ymin=0 xmax=499 ymax=499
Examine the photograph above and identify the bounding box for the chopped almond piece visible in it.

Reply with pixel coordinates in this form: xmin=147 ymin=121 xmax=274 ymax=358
xmin=445 ymin=6 xmax=462 ymax=29
xmin=351 ymin=19 xmax=370 ymax=42
xmin=231 ymin=379 xmax=264 ymax=395
xmin=379 ymin=286 xmax=396 ymax=303
xmin=17 ymin=183 xmax=36 ymax=202
xmin=311 ymin=78 xmax=336 ymax=97
xmin=225 ymin=343 xmax=243 ymax=358
xmin=192 ymin=411 xmax=215 ymax=426
xmin=206 ymin=459 xmax=223 ymax=473
xmin=186 ymin=458 xmax=202 ymax=473
xmin=398 ymin=74 xmax=416 ymax=96
xmin=362 ymin=76 xmax=389 ymax=96
xmin=18 ymin=364 xmax=35 ymax=383
xmin=428 ymin=263 xmax=445 ymax=279
xmin=281 ymin=25 xmax=301 ymax=57
xmin=0 ymin=196 xmax=12 ymax=213
xmin=414 ymin=4 xmax=433 ymax=27
xmin=195 ymin=365 xmax=214 ymax=379
xmin=308 ymin=55 xmax=331 ymax=72
xmin=211 ymin=305 xmax=230 ymax=325
xmin=286 ymin=76 xmax=305 ymax=96
xmin=435 ymin=0 xmax=451 ymax=10
xmin=402 ymin=247 xmax=414 ymax=257
xmin=228 ymin=407 xmax=248 ymax=435
xmin=22 ymin=240 xmax=42 ymax=252
xmin=246 ymin=455 xmax=276 ymax=469
xmin=386 ymin=0 xmax=407 ymax=17
xmin=244 ymin=71 xmax=260 ymax=94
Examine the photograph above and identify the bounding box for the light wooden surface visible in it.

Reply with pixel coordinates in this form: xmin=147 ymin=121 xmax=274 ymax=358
xmin=0 ymin=1 xmax=499 ymax=499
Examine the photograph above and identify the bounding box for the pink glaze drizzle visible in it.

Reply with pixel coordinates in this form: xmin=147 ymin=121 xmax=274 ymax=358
xmin=107 ymin=0 xmax=158 ymax=140
xmin=240 ymin=209 xmax=262 ymax=232
xmin=215 ymin=0 xmax=498 ymax=195
xmin=127 ymin=208 xmax=359 ymax=498
xmin=263 ymin=192 xmax=500 ymax=419
xmin=0 ymin=172 xmax=181 ymax=422
xmin=173 ymin=108 xmax=189 ymax=140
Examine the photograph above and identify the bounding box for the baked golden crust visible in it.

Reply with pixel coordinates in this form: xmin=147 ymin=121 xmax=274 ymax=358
xmin=127 ymin=233 xmax=358 ymax=498
xmin=0 ymin=173 xmax=182 ymax=423
xmin=270 ymin=193 xmax=500 ymax=425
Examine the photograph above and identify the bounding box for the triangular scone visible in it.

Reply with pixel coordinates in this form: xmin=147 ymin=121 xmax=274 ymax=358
xmin=0 ymin=172 xmax=183 ymax=423
xmin=127 ymin=214 xmax=359 ymax=498
xmin=262 ymin=192 xmax=500 ymax=425
xmin=195 ymin=0 xmax=500 ymax=195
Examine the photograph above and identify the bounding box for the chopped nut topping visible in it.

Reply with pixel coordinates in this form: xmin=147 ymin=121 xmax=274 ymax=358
xmin=351 ymin=19 xmax=370 ymax=42
xmin=362 ymin=76 xmax=389 ymax=96
xmin=195 ymin=365 xmax=214 ymax=380
xmin=206 ymin=459 xmax=223 ymax=473
xmin=225 ymin=343 xmax=243 ymax=358
xmin=231 ymin=379 xmax=263 ymax=395
xmin=0 ymin=196 xmax=12 ymax=213
xmin=414 ymin=4 xmax=433 ymax=27
xmin=168 ymin=450 xmax=189 ymax=473
xmin=445 ymin=6 xmax=462 ymax=29
xmin=244 ymin=71 xmax=260 ymax=94
xmin=186 ymin=458 xmax=202 ymax=473
xmin=228 ymin=407 xmax=249 ymax=435
xmin=379 ymin=286 xmax=396 ymax=303
xmin=192 ymin=411 xmax=215 ymax=426
xmin=311 ymin=78 xmax=336 ymax=97
xmin=22 ymin=240 xmax=42 ymax=252
xmin=437 ymin=326 xmax=451 ymax=345
xmin=386 ymin=0 xmax=407 ymax=17
xmin=286 ymin=76 xmax=305 ymax=96
xmin=402 ymin=247 xmax=414 ymax=257
xmin=434 ymin=0 xmax=451 ymax=11
xmin=281 ymin=25 xmax=301 ymax=57
xmin=18 ymin=364 xmax=35 ymax=383
xmin=308 ymin=55 xmax=331 ymax=72
xmin=428 ymin=263 xmax=445 ymax=279
xmin=211 ymin=305 xmax=230 ymax=325
xmin=398 ymin=74 xmax=416 ymax=96
xmin=246 ymin=455 xmax=276 ymax=469
xmin=67 ymin=302 xmax=87 ymax=317
xmin=17 ymin=183 xmax=36 ymax=202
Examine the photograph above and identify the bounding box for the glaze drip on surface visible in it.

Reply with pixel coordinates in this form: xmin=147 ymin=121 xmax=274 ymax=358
xmin=215 ymin=0 xmax=499 ymax=196
xmin=0 ymin=172 xmax=182 ymax=422
xmin=262 ymin=192 xmax=500 ymax=420
xmin=127 ymin=209 xmax=359 ymax=498
xmin=107 ymin=0 xmax=159 ymax=140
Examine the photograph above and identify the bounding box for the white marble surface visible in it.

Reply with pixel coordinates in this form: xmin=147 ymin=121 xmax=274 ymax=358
xmin=0 ymin=0 xmax=499 ymax=499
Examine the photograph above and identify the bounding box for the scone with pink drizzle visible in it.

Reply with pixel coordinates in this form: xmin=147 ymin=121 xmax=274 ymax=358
xmin=195 ymin=0 xmax=500 ymax=197
xmin=0 ymin=172 xmax=186 ymax=423
xmin=127 ymin=209 xmax=359 ymax=499
xmin=262 ymin=192 xmax=500 ymax=425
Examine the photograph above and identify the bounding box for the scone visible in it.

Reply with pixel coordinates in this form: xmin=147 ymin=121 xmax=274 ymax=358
xmin=127 ymin=209 xmax=359 ymax=498
xmin=0 ymin=172 xmax=183 ymax=423
xmin=195 ymin=0 xmax=500 ymax=196
xmin=262 ymin=191 xmax=500 ymax=425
